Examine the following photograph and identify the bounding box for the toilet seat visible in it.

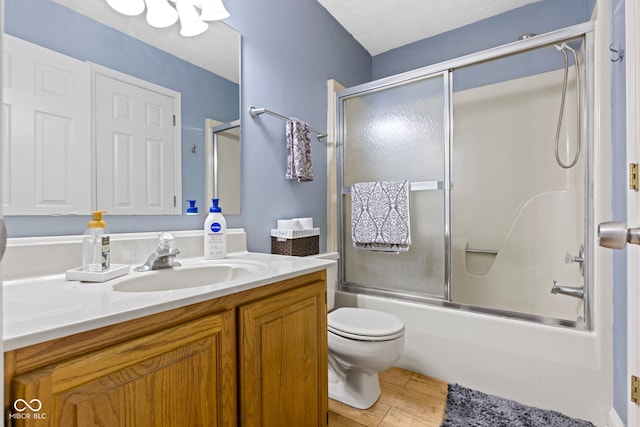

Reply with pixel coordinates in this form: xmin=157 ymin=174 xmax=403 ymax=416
xmin=328 ymin=307 xmax=404 ymax=341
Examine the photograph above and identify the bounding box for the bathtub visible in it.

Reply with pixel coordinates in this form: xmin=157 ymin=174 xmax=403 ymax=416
xmin=332 ymin=261 xmax=611 ymax=426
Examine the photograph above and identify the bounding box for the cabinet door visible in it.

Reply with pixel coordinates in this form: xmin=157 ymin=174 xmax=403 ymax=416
xmin=9 ymin=310 xmax=236 ymax=427
xmin=239 ymin=281 xmax=328 ymax=427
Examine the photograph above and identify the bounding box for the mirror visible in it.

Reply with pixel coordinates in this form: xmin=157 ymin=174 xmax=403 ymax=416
xmin=2 ymin=0 xmax=240 ymax=216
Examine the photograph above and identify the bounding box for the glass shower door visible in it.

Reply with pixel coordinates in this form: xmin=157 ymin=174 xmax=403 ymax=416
xmin=338 ymin=72 xmax=449 ymax=300
xmin=450 ymin=42 xmax=586 ymax=323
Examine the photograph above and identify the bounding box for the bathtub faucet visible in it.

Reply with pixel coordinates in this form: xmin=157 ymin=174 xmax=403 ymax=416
xmin=550 ymin=281 xmax=584 ymax=299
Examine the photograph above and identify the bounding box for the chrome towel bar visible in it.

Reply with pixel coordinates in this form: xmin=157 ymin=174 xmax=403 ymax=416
xmin=342 ymin=180 xmax=442 ymax=194
xmin=249 ymin=106 xmax=327 ymax=139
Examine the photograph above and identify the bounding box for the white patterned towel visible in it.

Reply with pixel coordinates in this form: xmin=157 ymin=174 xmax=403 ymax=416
xmin=285 ymin=118 xmax=313 ymax=181
xmin=351 ymin=181 xmax=411 ymax=252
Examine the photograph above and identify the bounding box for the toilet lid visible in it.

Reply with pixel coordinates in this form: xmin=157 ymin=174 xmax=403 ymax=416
xmin=328 ymin=307 xmax=404 ymax=341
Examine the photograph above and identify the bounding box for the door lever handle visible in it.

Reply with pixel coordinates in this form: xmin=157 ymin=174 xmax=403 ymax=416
xmin=598 ymin=221 xmax=640 ymax=249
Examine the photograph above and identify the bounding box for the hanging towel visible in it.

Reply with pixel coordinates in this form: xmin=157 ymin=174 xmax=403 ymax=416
xmin=351 ymin=181 xmax=411 ymax=252
xmin=285 ymin=118 xmax=313 ymax=181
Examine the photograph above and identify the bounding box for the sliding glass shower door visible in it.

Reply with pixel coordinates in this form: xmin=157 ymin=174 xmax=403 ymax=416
xmin=338 ymin=72 xmax=450 ymax=300
xmin=336 ymin=25 xmax=592 ymax=329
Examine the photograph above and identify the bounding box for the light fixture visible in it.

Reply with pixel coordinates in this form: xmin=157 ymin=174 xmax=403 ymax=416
xmin=175 ymin=1 xmax=209 ymax=37
xmin=105 ymin=0 xmax=229 ymax=37
xmin=145 ymin=0 xmax=179 ymax=28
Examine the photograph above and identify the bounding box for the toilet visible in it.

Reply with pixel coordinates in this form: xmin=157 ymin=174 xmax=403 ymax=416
xmin=327 ymin=307 xmax=405 ymax=409
xmin=311 ymin=253 xmax=406 ymax=409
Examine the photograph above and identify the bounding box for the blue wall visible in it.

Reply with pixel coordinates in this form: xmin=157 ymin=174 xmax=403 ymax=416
xmin=224 ymin=0 xmax=371 ymax=253
xmin=610 ymin=0 xmax=628 ymax=423
xmin=3 ymin=0 xmax=371 ymax=251
xmin=372 ymin=0 xmax=596 ymax=80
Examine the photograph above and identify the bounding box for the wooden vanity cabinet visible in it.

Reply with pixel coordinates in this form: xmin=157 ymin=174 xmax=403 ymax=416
xmin=4 ymin=270 xmax=328 ymax=427
xmin=9 ymin=310 xmax=236 ymax=427
xmin=239 ymin=279 xmax=328 ymax=426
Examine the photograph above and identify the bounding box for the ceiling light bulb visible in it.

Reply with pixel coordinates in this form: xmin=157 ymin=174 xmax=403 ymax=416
xmin=106 ymin=0 xmax=145 ymax=16
xmin=176 ymin=1 xmax=209 ymax=37
xmin=144 ymin=0 xmax=179 ymax=28
xmin=199 ymin=0 xmax=230 ymax=21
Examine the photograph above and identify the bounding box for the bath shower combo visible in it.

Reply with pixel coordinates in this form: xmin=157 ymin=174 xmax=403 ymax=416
xmin=335 ymin=23 xmax=592 ymax=329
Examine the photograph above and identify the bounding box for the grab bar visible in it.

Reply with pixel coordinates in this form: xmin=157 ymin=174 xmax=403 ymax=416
xmin=465 ymin=249 xmax=498 ymax=255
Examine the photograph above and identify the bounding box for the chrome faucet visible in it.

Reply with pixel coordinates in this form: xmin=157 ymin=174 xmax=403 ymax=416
xmin=550 ymin=281 xmax=584 ymax=299
xmin=134 ymin=232 xmax=181 ymax=272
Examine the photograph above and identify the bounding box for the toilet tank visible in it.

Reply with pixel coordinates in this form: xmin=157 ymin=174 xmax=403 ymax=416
xmin=307 ymin=252 xmax=339 ymax=310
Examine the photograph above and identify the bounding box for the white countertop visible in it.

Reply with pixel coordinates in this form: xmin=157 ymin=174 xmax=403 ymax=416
xmin=3 ymin=251 xmax=335 ymax=351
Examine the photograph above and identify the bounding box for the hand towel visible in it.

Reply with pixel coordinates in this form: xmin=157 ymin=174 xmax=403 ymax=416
xmin=351 ymin=181 xmax=411 ymax=252
xmin=285 ymin=118 xmax=313 ymax=181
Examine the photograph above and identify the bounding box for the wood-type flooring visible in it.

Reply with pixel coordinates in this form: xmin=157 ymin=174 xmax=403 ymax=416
xmin=328 ymin=367 xmax=448 ymax=426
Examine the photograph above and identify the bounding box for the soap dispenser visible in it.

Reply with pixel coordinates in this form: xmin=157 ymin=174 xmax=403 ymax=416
xmin=204 ymin=199 xmax=227 ymax=259
xmin=186 ymin=200 xmax=198 ymax=215
xmin=82 ymin=211 xmax=110 ymax=272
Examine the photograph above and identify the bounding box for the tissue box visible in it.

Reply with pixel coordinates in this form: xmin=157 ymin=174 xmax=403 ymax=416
xmin=270 ymin=228 xmax=320 ymax=256
xmin=271 ymin=235 xmax=319 ymax=256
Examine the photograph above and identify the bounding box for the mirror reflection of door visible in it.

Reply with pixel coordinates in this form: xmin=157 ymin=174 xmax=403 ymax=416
xmin=93 ymin=65 xmax=181 ymax=215
xmin=2 ymin=35 xmax=90 ymax=215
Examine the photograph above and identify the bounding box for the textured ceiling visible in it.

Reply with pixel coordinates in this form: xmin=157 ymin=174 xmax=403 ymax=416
xmin=52 ymin=0 xmax=240 ymax=82
xmin=317 ymin=0 xmax=544 ymax=56
xmin=51 ymin=0 xmax=544 ymax=78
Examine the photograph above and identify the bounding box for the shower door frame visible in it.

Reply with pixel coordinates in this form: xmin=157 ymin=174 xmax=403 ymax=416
xmin=337 ymin=70 xmax=452 ymax=302
xmin=336 ymin=21 xmax=595 ymax=329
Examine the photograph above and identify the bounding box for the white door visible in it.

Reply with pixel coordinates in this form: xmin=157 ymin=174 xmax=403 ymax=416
xmin=93 ymin=65 xmax=181 ymax=215
xmin=627 ymin=0 xmax=640 ymax=424
xmin=2 ymin=35 xmax=90 ymax=215
xmin=1 ymin=4 xmax=5 ymax=408
xmin=629 ymin=166 xmax=639 ymax=426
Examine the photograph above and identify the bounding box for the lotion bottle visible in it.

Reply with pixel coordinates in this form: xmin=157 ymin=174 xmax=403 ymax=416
xmin=204 ymin=198 xmax=227 ymax=259
xmin=82 ymin=211 xmax=110 ymax=272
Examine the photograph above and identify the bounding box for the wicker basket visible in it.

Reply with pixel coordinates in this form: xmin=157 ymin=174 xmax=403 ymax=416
xmin=271 ymin=235 xmax=319 ymax=257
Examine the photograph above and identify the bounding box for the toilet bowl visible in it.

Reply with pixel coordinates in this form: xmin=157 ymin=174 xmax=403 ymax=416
xmin=327 ymin=307 xmax=405 ymax=409
xmin=306 ymin=253 xmax=405 ymax=409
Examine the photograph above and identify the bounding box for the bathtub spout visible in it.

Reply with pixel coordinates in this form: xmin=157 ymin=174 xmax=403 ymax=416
xmin=550 ymin=281 xmax=584 ymax=299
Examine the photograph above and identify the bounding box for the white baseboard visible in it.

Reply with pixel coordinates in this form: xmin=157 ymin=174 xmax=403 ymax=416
xmin=608 ymin=408 xmax=624 ymax=427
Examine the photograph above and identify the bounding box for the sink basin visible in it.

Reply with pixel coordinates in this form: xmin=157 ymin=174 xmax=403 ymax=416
xmin=112 ymin=262 xmax=262 ymax=292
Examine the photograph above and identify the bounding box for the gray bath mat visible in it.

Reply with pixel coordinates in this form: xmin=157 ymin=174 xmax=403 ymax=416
xmin=441 ymin=384 xmax=594 ymax=427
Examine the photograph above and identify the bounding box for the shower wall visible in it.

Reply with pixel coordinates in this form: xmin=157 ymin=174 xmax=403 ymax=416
xmin=451 ymin=67 xmax=584 ymax=321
